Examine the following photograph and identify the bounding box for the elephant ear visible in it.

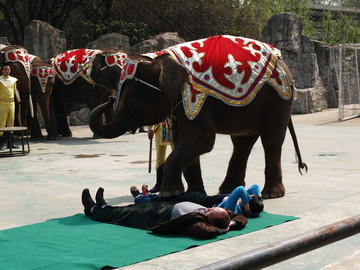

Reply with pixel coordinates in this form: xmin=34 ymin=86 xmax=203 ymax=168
xmin=153 ymin=54 xmax=188 ymax=104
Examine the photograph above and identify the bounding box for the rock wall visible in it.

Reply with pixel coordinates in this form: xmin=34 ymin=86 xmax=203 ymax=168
xmin=86 ymin=33 xmax=131 ymax=51
xmin=262 ymin=12 xmax=335 ymax=113
xmin=131 ymin=32 xmax=185 ymax=53
xmin=24 ymin=20 xmax=67 ymax=63
xmin=0 ymin=37 xmax=11 ymax=46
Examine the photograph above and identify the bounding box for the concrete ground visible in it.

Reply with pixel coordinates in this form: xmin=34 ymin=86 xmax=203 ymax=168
xmin=0 ymin=108 xmax=359 ymax=269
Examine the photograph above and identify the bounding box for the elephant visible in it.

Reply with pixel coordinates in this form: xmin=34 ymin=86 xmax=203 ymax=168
xmin=88 ymin=35 xmax=307 ymax=199
xmin=29 ymin=54 xmax=58 ymax=140
xmin=51 ymin=49 xmax=146 ymax=137
xmin=0 ymin=45 xmax=32 ymax=127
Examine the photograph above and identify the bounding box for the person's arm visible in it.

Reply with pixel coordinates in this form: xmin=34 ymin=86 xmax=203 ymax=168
xmin=227 ymin=210 xmax=248 ymax=230
xmin=186 ymin=221 xmax=223 ymax=239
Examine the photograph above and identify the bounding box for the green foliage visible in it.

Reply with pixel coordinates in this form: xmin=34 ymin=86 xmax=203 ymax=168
xmin=0 ymin=0 xmax=359 ymax=48
xmin=315 ymin=10 xmax=360 ymax=44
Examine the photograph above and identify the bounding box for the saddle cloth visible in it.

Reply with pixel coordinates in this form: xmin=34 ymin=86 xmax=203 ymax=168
xmin=145 ymin=35 xmax=292 ymax=119
xmin=52 ymin=49 xmax=104 ymax=85
xmin=1 ymin=47 xmax=31 ymax=79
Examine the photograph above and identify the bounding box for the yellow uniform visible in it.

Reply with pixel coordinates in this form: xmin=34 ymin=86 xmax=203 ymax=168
xmin=148 ymin=118 xmax=174 ymax=169
xmin=0 ymin=75 xmax=17 ymax=136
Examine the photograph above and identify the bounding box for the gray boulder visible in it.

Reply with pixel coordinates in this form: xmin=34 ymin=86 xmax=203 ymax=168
xmin=86 ymin=33 xmax=131 ymax=51
xmin=24 ymin=20 xmax=66 ymax=62
xmin=263 ymin=13 xmax=329 ymax=113
xmin=131 ymin=32 xmax=186 ymax=53
xmin=0 ymin=37 xmax=11 ymax=46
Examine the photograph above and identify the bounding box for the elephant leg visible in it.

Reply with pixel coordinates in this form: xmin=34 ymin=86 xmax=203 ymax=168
xmin=28 ymin=99 xmax=44 ymax=140
xmin=260 ymin=128 xmax=287 ymax=199
xmin=219 ymin=134 xmax=259 ymax=193
xmin=39 ymin=98 xmax=59 ymax=140
xmin=55 ymin=103 xmax=72 ymax=137
xmin=160 ymin=124 xmax=216 ymax=198
xmin=183 ymin=156 xmax=206 ymax=194
xmin=86 ymin=95 xmax=105 ymax=139
xmin=46 ymin=98 xmax=60 ymax=140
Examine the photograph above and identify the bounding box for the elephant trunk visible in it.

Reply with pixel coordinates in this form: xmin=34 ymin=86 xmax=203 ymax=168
xmin=89 ymin=97 xmax=127 ymax=139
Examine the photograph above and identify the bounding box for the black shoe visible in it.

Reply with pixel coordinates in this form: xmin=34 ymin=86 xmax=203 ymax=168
xmin=82 ymin=189 xmax=95 ymax=216
xmin=95 ymin=187 xmax=107 ymax=206
xmin=130 ymin=186 xmax=140 ymax=197
xmin=149 ymin=184 xmax=161 ymax=193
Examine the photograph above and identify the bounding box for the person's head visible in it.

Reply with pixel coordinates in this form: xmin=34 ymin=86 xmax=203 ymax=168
xmin=203 ymin=207 xmax=231 ymax=229
xmin=1 ymin=63 xmax=11 ymax=77
xmin=241 ymin=194 xmax=264 ymax=217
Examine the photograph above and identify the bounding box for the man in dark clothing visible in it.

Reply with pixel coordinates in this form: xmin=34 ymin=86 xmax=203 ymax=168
xmin=82 ymin=188 xmax=247 ymax=239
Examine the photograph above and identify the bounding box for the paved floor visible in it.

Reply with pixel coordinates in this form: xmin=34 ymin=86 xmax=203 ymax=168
xmin=0 ymin=108 xmax=359 ymax=269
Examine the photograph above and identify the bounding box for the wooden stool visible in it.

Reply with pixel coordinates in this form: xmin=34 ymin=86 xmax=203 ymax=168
xmin=0 ymin=126 xmax=30 ymax=156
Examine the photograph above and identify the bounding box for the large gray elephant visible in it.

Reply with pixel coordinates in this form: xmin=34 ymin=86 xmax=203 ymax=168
xmin=29 ymin=54 xmax=58 ymax=140
xmin=89 ymin=35 xmax=307 ymax=199
xmin=51 ymin=49 xmax=145 ymax=137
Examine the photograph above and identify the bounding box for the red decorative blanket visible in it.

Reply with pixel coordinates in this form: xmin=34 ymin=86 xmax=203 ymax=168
xmin=31 ymin=66 xmax=54 ymax=93
xmin=1 ymin=47 xmax=31 ymax=79
xmin=145 ymin=35 xmax=292 ymax=119
xmin=52 ymin=49 xmax=104 ymax=85
xmin=29 ymin=55 xmax=54 ymax=93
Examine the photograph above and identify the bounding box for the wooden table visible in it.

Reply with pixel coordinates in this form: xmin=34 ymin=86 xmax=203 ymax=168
xmin=0 ymin=126 xmax=30 ymax=156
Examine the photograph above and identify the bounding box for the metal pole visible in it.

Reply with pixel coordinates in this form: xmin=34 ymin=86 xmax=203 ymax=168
xmin=196 ymin=215 xmax=360 ymax=270
xmin=148 ymin=137 xmax=153 ymax=173
xmin=338 ymin=44 xmax=343 ymax=121
xmin=355 ymin=47 xmax=360 ymax=117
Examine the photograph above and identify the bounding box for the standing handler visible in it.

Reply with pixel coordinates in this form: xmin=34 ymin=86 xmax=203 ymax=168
xmin=147 ymin=117 xmax=174 ymax=193
xmin=0 ymin=63 xmax=20 ymax=150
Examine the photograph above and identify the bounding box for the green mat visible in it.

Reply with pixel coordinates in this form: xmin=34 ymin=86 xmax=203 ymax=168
xmin=0 ymin=212 xmax=298 ymax=270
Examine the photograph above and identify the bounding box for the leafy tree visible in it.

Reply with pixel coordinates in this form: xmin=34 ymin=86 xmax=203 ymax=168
xmin=0 ymin=0 xmax=83 ymax=44
xmin=0 ymin=0 xmax=359 ymax=48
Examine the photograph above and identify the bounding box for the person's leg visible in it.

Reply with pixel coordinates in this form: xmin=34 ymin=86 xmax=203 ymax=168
xmin=0 ymin=102 xmax=8 ymax=136
xmin=82 ymin=189 xmax=96 ymax=216
xmin=174 ymin=192 xmax=227 ymax=207
xmin=95 ymin=187 xmax=106 ymax=206
xmin=134 ymin=194 xmax=152 ymax=204
xmin=0 ymin=105 xmax=12 ymax=149
xmin=91 ymin=201 xmax=175 ymax=229
xmin=6 ymin=102 xmax=18 ymax=148
xmin=247 ymin=184 xmax=261 ymax=196
xmin=218 ymin=186 xmax=250 ymax=211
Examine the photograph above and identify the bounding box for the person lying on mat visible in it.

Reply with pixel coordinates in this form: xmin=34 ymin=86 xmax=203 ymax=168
xmin=129 ymin=184 xmax=264 ymax=218
xmin=217 ymin=184 xmax=264 ymax=217
xmin=81 ymin=187 xmax=247 ymax=239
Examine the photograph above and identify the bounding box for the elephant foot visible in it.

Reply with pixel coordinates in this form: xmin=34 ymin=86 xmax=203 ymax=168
xmin=159 ymin=189 xmax=184 ymax=198
xmin=159 ymin=183 xmax=185 ymax=198
xmin=261 ymin=183 xmax=285 ymax=199
xmin=186 ymin=185 xmax=206 ymax=194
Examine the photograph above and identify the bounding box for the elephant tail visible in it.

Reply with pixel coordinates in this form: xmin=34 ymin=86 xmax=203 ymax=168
xmin=288 ymin=117 xmax=308 ymax=175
